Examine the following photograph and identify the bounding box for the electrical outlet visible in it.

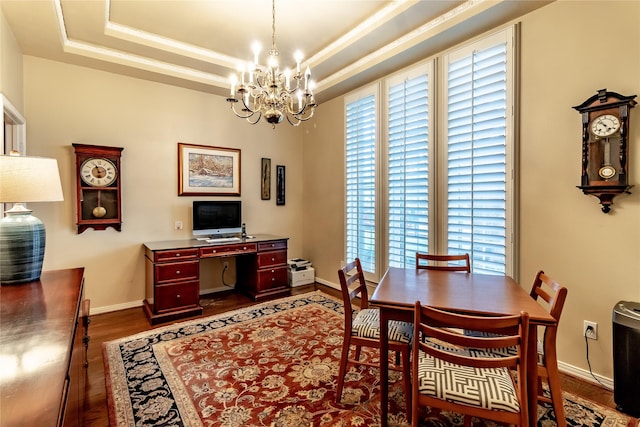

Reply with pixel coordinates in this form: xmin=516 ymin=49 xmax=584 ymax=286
xmin=583 ymin=320 xmax=598 ymax=340
xmin=223 ymin=261 xmax=229 ymax=269
xmin=175 ymin=220 xmax=183 ymax=230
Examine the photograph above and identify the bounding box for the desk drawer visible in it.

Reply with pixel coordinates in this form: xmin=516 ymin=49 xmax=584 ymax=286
xmin=257 ymin=250 xmax=287 ymax=268
xmin=154 ymin=248 xmax=199 ymax=263
xmin=155 ymin=281 xmax=199 ymax=312
xmin=200 ymin=243 xmax=257 ymax=258
xmin=257 ymin=266 xmax=288 ymax=291
xmin=258 ymin=240 xmax=287 ymax=252
xmin=155 ymin=261 xmax=199 ymax=283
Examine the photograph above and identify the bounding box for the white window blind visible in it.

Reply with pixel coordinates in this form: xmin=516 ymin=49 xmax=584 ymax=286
xmin=445 ymin=38 xmax=509 ymax=275
xmin=387 ymin=72 xmax=430 ymax=268
xmin=345 ymin=90 xmax=377 ymax=273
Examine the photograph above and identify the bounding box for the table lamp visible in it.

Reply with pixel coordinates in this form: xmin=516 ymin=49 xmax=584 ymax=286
xmin=0 ymin=153 xmax=64 ymax=284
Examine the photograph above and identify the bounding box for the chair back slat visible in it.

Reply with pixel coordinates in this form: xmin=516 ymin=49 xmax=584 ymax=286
xmin=416 ymin=252 xmax=471 ymax=272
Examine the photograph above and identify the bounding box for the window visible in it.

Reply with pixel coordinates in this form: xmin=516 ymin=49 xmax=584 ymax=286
xmin=345 ymin=86 xmax=378 ymax=275
xmin=444 ymin=32 xmax=513 ymax=275
xmin=387 ymin=64 xmax=432 ymax=268
xmin=344 ymin=27 xmax=515 ymax=278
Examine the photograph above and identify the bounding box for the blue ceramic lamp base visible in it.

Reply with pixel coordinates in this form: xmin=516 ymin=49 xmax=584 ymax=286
xmin=0 ymin=209 xmax=46 ymax=284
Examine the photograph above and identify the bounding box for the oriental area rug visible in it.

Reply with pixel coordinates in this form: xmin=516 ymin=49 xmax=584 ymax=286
xmin=103 ymin=291 xmax=638 ymax=427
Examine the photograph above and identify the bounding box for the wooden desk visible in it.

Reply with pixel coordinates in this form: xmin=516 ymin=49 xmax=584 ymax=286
xmin=371 ymin=267 xmax=555 ymax=427
xmin=0 ymin=268 xmax=88 ymax=427
xmin=143 ymin=234 xmax=289 ymax=324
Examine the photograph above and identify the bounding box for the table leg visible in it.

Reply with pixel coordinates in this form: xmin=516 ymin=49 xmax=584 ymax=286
xmin=527 ymin=324 xmax=539 ymax=426
xmin=379 ymin=308 xmax=389 ymax=427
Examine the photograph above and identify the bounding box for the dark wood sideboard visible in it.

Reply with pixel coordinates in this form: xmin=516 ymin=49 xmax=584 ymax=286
xmin=0 ymin=268 xmax=89 ymax=427
xmin=143 ymin=234 xmax=289 ymax=324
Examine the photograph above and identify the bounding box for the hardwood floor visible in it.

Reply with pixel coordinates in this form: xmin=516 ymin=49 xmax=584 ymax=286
xmin=83 ymin=283 xmax=619 ymax=426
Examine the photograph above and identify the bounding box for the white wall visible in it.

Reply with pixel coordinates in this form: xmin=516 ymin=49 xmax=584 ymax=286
xmin=23 ymin=56 xmax=305 ymax=312
xmin=302 ymin=0 xmax=640 ymax=383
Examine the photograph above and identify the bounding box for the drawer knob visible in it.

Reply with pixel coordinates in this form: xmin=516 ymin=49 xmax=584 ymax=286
xmin=271 ymin=277 xmax=275 ymax=281
xmin=176 ymin=253 xmax=181 ymax=257
xmin=176 ymin=270 xmax=181 ymax=274
xmin=243 ymin=246 xmax=247 ymax=250
xmin=176 ymin=294 xmax=181 ymax=299
xmin=271 ymin=269 xmax=275 ymax=273
xmin=271 ymin=257 xmax=275 ymax=261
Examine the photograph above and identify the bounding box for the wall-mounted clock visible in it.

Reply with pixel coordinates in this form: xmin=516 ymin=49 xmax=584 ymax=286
xmin=73 ymin=143 xmax=124 ymax=233
xmin=573 ymin=89 xmax=637 ymax=213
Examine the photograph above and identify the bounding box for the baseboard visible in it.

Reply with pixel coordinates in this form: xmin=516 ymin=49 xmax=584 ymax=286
xmin=558 ymin=360 xmax=613 ymax=390
xmin=90 ymin=300 xmax=142 ymax=315
xmin=315 ymin=277 xmax=339 ymax=291
xmin=90 ymin=287 xmax=231 ymax=315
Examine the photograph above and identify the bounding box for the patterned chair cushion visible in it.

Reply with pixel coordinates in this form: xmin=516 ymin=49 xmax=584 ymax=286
xmin=351 ymin=308 xmax=413 ymax=344
xmin=416 ymin=343 xmax=521 ymax=413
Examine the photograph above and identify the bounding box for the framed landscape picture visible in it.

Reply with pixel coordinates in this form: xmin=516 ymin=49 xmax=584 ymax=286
xmin=178 ymin=143 xmax=241 ymax=196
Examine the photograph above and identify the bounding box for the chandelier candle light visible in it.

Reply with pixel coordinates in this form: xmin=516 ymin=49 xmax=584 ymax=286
xmin=226 ymin=0 xmax=317 ymax=127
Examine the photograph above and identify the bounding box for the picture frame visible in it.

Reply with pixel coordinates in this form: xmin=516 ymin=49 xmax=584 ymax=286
xmin=178 ymin=143 xmax=241 ymax=196
xmin=261 ymin=158 xmax=271 ymax=200
xmin=276 ymin=165 xmax=285 ymax=205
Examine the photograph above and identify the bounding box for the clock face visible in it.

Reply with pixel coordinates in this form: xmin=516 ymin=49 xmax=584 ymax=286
xmin=80 ymin=158 xmax=117 ymax=187
xmin=590 ymin=114 xmax=621 ymax=137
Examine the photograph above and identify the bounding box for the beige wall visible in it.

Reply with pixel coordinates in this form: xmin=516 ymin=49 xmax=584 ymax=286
xmin=0 ymin=9 xmax=23 ymax=111
xmin=302 ymin=0 xmax=640 ymax=381
xmin=23 ymin=56 xmax=305 ymax=311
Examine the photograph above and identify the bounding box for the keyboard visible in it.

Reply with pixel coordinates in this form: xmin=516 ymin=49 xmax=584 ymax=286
xmin=205 ymin=237 xmax=242 ymax=244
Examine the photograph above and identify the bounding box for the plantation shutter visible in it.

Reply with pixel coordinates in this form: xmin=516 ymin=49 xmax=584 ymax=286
xmin=345 ymin=91 xmax=377 ymax=273
xmin=387 ymin=73 xmax=430 ymax=268
xmin=446 ymin=40 xmax=508 ymax=275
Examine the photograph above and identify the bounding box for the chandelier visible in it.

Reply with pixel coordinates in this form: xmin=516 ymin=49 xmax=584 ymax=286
xmin=226 ymin=0 xmax=317 ymax=127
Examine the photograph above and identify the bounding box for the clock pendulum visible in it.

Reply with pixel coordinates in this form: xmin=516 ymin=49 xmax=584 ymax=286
xmin=92 ymin=191 xmax=107 ymax=218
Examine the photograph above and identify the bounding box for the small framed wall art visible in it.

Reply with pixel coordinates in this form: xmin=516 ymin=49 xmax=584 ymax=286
xmin=178 ymin=143 xmax=241 ymax=196
xmin=276 ymin=165 xmax=285 ymax=205
xmin=261 ymin=158 xmax=271 ymax=200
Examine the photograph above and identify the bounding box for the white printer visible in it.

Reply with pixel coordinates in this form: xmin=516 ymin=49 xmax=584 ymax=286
xmin=288 ymin=258 xmax=314 ymax=287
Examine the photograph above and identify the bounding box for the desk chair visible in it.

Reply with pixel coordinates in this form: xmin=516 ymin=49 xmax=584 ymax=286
xmin=336 ymin=258 xmax=413 ymax=418
xmin=415 ymin=252 xmax=471 ymax=272
xmin=412 ymin=302 xmax=530 ymax=427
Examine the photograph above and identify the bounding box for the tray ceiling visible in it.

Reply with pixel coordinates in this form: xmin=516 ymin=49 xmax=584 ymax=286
xmin=1 ymin=0 xmax=552 ymax=102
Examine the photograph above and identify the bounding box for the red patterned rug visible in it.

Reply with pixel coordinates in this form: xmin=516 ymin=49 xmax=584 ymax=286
xmin=103 ymin=291 xmax=638 ymax=427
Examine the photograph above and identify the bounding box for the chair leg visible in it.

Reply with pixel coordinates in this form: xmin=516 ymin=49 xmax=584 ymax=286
xmin=544 ymin=354 xmax=567 ymax=427
xmin=336 ymin=338 xmax=351 ymax=404
xmin=401 ymin=346 xmax=412 ymax=422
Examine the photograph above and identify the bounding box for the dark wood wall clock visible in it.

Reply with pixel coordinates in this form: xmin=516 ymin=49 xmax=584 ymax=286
xmin=73 ymin=143 xmax=124 ymax=233
xmin=573 ymin=89 xmax=637 ymax=213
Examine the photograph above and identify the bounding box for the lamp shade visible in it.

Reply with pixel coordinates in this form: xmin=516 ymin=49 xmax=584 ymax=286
xmin=0 ymin=155 xmax=64 ymax=203
xmin=0 ymin=155 xmax=64 ymax=284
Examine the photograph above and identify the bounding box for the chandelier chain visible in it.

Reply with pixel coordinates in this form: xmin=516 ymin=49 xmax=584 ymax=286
xmin=270 ymin=0 xmax=278 ymax=56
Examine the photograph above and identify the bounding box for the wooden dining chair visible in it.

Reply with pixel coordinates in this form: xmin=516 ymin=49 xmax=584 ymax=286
xmin=411 ymin=301 xmax=530 ymax=427
xmin=530 ymin=270 xmax=568 ymax=427
xmin=415 ymin=252 xmax=471 ymax=272
xmin=464 ymin=270 xmax=568 ymax=426
xmin=336 ymin=258 xmax=413 ymax=418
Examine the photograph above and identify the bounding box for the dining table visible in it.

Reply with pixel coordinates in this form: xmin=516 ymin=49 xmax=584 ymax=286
xmin=371 ymin=267 xmax=556 ymax=427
